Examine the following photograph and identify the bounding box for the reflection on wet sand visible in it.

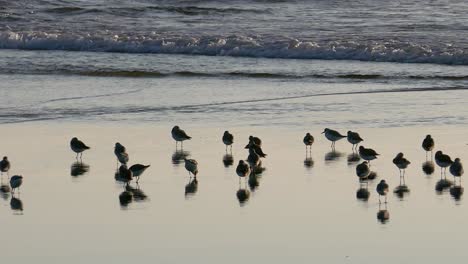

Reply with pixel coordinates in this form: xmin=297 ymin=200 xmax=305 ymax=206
xmin=377 ymin=203 xmax=390 ymax=224
xmin=450 ymin=185 xmax=464 ymax=201
xmin=172 ymin=150 xmax=190 ymax=165
xmin=223 ymin=153 xmax=234 ymax=168
xmin=126 ymin=183 xmax=148 ymax=202
xmin=435 ymin=179 xmax=453 ymax=194
xmin=10 ymin=196 xmax=23 ymax=213
xmin=0 ymin=177 xmax=11 ymax=200
xmin=393 ymin=176 xmax=410 ymax=199
xmin=119 ymin=190 xmax=133 ymax=208
xmin=248 ymin=173 xmax=260 ymax=192
xmin=356 ymin=185 xmax=370 ymax=201
xmin=304 ymin=157 xmax=314 ymax=168
xmin=422 ymin=161 xmax=435 ymax=175
xmin=347 ymin=152 xmax=361 ymax=165
xmin=325 ymin=150 xmax=343 ymax=163
xmin=236 ymin=188 xmax=250 ymax=206
xmin=185 ymin=177 xmax=198 ymax=198
xmin=70 ymin=161 xmax=90 ymax=177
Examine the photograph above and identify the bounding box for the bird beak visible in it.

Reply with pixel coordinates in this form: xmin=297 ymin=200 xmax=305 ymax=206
xmin=321 ymin=131 xmax=325 ymax=134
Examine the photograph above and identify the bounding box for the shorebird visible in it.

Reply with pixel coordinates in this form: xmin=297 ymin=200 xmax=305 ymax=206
xmin=118 ymin=165 xmax=133 ymax=185
xmin=172 ymin=126 xmax=191 ymax=148
xmin=322 ymin=128 xmax=346 ymax=149
xmin=356 ymin=161 xmax=370 ymax=182
xmin=70 ymin=137 xmax=90 ymax=159
xmin=359 ymin=146 xmax=379 ymax=164
xmin=303 ymin=133 xmax=314 ymax=152
xmin=347 ymin=131 xmax=363 ymax=151
xmin=246 ymin=143 xmax=267 ymax=158
xmin=247 ymin=148 xmax=261 ymax=171
xmin=222 ymin=131 xmax=234 ymax=151
xmin=450 ymin=158 xmax=464 ymax=184
xmin=0 ymin=156 xmax=10 ymax=176
xmin=184 ymin=158 xmax=198 ymax=177
xmin=10 ymin=175 xmax=23 ymax=194
xmin=435 ymin=151 xmax=453 ymax=176
xmin=376 ymin=179 xmax=389 ymax=204
xmin=393 ymin=152 xmax=411 ymax=177
xmin=245 ymin=136 xmax=262 ymax=148
xmin=236 ymin=160 xmax=251 ymax=183
xmin=422 ymin=135 xmax=435 ymax=158
xmin=114 ymin=143 xmax=129 ymax=165
xmin=129 ymin=164 xmax=150 ymax=182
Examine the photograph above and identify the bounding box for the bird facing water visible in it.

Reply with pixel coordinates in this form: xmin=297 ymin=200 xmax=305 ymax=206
xmin=129 ymin=164 xmax=150 ymax=181
xmin=347 ymin=131 xmax=363 ymax=151
xmin=70 ymin=137 xmax=90 ymax=159
xmin=222 ymin=131 xmax=234 ymax=151
xmin=172 ymin=126 xmax=191 ymax=148
xmin=322 ymin=128 xmax=346 ymax=149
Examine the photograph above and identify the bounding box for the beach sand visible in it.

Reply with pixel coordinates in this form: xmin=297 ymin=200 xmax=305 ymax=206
xmin=0 ymin=122 xmax=467 ymax=263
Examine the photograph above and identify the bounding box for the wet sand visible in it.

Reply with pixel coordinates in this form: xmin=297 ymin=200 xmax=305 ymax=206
xmin=0 ymin=122 xmax=467 ymax=263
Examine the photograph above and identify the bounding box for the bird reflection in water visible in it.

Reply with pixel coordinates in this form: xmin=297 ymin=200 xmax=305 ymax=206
xmin=236 ymin=188 xmax=250 ymax=206
xmin=450 ymin=185 xmax=464 ymax=202
xmin=223 ymin=153 xmax=234 ymax=168
xmin=435 ymin=179 xmax=453 ymax=194
xmin=185 ymin=177 xmax=198 ymax=198
xmin=347 ymin=152 xmax=361 ymax=165
xmin=70 ymin=161 xmax=90 ymax=177
xmin=119 ymin=190 xmax=133 ymax=208
xmin=393 ymin=176 xmax=410 ymax=199
xmin=248 ymin=173 xmax=260 ymax=192
xmin=422 ymin=161 xmax=435 ymax=176
xmin=356 ymin=184 xmax=370 ymax=202
xmin=377 ymin=203 xmax=390 ymax=224
xmin=304 ymin=157 xmax=314 ymax=169
xmin=0 ymin=177 xmax=11 ymax=200
xmin=126 ymin=183 xmax=148 ymax=202
xmin=10 ymin=196 xmax=23 ymax=214
xmin=325 ymin=150 xmax=343 ymax=163
xmin=172 ymin=150 xmax=190 ymax=165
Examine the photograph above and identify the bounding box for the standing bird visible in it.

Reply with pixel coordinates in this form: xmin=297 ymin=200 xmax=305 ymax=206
xmin=246 ymin=143 xmax=267 ymax=158
xmin=422 ymin=135 xmax=435 ymax=158
xmin=393 ymin=152 xmax=411 ymax=177
xmin=450 ymin=158 xmax=464 ymax=184
xmin=10 ymin=175 xmax=23 ymax=194
xmin=247 ymin=148 xmax=261 ymax=172
xmin=347 ymin=131 xmax=363 ymax=151
xmin=245 ymin=136 xmax=262 ymax=148
xmin=376 ymin=179 xmax=389 ymax=204
xmin=435 ymin=151 xmax=453 ymax=176
xmin=118 ymin=165 xmax=133 ymax=185
xmin=303 ymin=133 xmax=314 ymax=153
xmin=359 ymin=146 xmax=379 ymax=164
xmin=322 ymin=128 xmax=346 ymax=149
xmin=184 ymin=158 xmax=198 ymax=177
xmin=70 ymin=137 xmax=90 ymax=159
xmin=356 ymin=161 xmax=370 ymax=182
xmin=129 ymin=164 xmax=150 ymax=182
xmin=222 ymin=131 xmax=234 ymax=152
xmin=114 ymin=143 xmax=129 ymax=165
xmin=236 ymin=160 xmax=251 ymax=183
xmin=172 ymin=126 xmax=191 ymax=148
xmin=0 ymin=156 xmax=10 ymax=176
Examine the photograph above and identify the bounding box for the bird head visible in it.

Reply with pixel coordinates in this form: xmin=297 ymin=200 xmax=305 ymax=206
xmin=321 ymin=128 xmax=329 ymax=134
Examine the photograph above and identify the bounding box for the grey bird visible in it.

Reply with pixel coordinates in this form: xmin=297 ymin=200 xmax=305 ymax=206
xmin=376 ymin=179 xmax=389 ymax=204
xmin=222 ymin=131 xmax=234 ymax=151
xmin=303 ymin=133 xmax=314 ymax=152
xmin=172 ymin=126 xmax=191 ymax=148
xmin=184 ymin=158 xmax=198 ymax=177
xmin=435 ymin=151 xmax=453 ymax=176
xmin=70 ymin=137 xmax=90 ymax=159
xmin=245 ymin=136 xmax=262 ymax=148
xmin=246 ymin=143 xmax=267 ymax=158
xmin=347 ymin=131 xmax=363 ymax=151
xmin=450 ymin=158 xmax=464 ymax=184
xmin=129 ymin=164 xmax=150 ymax=182
xmin=322 ymin=128 xmax=346 ymax=149
xmin=393 ymin=152 xmax=411 ymax=177
xmin=359 ymin=146 xmax=379 ymax=164
xmin=236 ymin=160 xmax=251 ymax=180
xmin=247 ymin=148 xmax=261 ymax=171
xmin=10 ymin=175 xmax=23 ymax=193
xmin=114 ymin=143 xmax=129 ymax=165
xmin=0 ymin=156 xmax=10 ymax=175
xmin=422 ymin=135 xmax=435 ymax=155
xmin=356 ymin=161 xmax=370 ymax=181
xmin=118 ymin=165 xmax=133 ymax=185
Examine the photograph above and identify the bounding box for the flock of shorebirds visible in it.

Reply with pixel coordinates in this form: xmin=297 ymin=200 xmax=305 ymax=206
xmin=0 ymin=126 xmax=464 ymax=210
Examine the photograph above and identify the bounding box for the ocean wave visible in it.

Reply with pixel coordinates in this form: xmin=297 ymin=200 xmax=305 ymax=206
xmin=1 ymin=31 xmax=467 ymax=65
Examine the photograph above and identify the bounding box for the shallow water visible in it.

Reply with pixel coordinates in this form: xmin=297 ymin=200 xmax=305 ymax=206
xmin=0 ymin=124 xmax=467 ymax=263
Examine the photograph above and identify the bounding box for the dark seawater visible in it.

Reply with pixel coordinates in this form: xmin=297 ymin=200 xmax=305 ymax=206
xmin=1 ymin=0 xmax=467 ymax=64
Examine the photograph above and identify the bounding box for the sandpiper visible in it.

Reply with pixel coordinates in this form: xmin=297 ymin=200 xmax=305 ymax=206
xmin=0 ymin=156 xmax=10 ymax=176
xmin=10 ymin=175 xmax=23 ymax=194
xmin=376 ymin=179 xmax=389 ymax=204
xmin=303 ymin=133 xmax=314 ymax=152
xmin=359 ymin=146 xmax=379 ymax=164
xmin=322 ymin=128 xmax=346 ymax=149
xmin=356 ymin=161 xmax=370 ymax=181
xmin=118 ymin=165 xmax=133 ymax=185
xmin=246 ymin=143 xmax=267 ymax=158
xmin=222 ymin=131 xmax=234 ymax=151
xmin=184 ymin=158 xmax=198 ymax=177
xmin=422 ymin=135 xmax=435 ymax=157
xmin=247 ymin=148 xmax=261 ymax=171
xmin=172 ymin=126 xmax=191 ymax=148
xmin=450 ymin=158 xmax=463 ymax=184
xmin=114 ymin=143 xmax=129 ymax=165
xmin=393 ymin=152 xmax=411 ymax=177
xmin=129 ymin=164 xmax=150 ymax=182
xmin=70 ymin=137 xmax=90 ymax=159
xmin=236 ymin=160 xmax=251 ymax=180
xmin=347 ymin=131 xmax=363 ymax=151
xmin=435 ymin=151 xmax=453 ymax=176
xmin=245 ymin=136 xmax=262 ymax=148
